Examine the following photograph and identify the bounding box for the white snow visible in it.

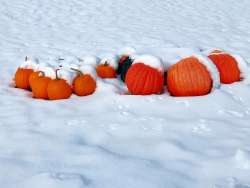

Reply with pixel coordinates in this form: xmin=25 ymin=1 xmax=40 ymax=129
xmin=78 ymin=56 xmax=99 ymax=67
xmin=79 ymin=65 xmax=97 ymax=79
xmin=133 ymin=55 xmax=164 ymax=73
xmin=1 ymin=0 xmax=250 ymax=188
xmin=19 ymin=56 xmax=38 ymax=70
xmin=118 ymin=47 xmax=136 ymax=57
xmin=193 ymin=54 xmax=221 ymax=89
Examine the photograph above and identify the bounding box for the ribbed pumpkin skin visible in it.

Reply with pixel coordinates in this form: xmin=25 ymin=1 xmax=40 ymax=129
xmin=73 ymin=74 xmax=96 ymax=96
xmin=47 ymin=79 xmax=72 ymax=100
xmin=32 ymin=76 xmax=51 ymax=99
xmin=167 ymin=57 xmax=212 ymax=96
xmin=125 ymin=63 xmax=164 ymax=95
xmin=96 ymin=64 xmax=116 ymax=78
xmin=15 ymin=68 xmax=33 ymax=90
xmin=29 ymin=71 xmax=41 ymax=90
xmin=208 ymin=53 xmax=240 ymax=84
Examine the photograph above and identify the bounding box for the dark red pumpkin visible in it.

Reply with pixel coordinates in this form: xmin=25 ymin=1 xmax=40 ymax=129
xmin=125 ymin=63 xmax=164 ymax=95
xmin=167 ymin=57 xmax=213 ymax=96
xmin=208 ymin=51 xmax=241 ymax=84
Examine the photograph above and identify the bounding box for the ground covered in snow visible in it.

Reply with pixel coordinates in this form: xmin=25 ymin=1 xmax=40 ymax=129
xmin=1 ymin=0 xmax=250 ymax=187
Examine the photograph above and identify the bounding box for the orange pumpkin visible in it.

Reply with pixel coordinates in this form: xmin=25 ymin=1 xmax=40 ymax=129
xmin=14 ymin=68 xmax=33 ymax=90
xmin=125 ymin=63 xmax=164 ymax=95
xmin=29 ymin=71 xmax=41 ymax=90
xmin=71 ymin=68 xmax=96 ymax=96
xmin=167 ymin=57 xmax=212 ymax=96
xmin=47 ymin=70 xmax=72 ymax=100
xmin=96 ymin=62 xmax=116 ymax=78
xmin=118 ymin=55 xmax=129 ymax=74
xmin=31 ymin=72 xmax=51 ymax=99
xmin=208 ymin=51 xmax=241 ymax=84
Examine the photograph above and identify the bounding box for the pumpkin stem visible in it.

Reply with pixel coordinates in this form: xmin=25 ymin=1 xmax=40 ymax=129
xmin=71 ymin=68 xmax=83 ymax=76
xmin=55 ymin=69 xmax=60 ymax=80
xmin=25 ymin=56 xmax=28 ymax=62
xmin=104 ymin=60 xmax=109 ymax=66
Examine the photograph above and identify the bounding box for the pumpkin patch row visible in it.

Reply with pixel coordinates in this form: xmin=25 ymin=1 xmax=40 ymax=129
xmin=14 ymin=49 xmax=249 ymax=99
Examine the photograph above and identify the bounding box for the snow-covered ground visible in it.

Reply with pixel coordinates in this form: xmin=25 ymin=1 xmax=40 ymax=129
xmin=1 ymin=0 xmax=250 ymax=187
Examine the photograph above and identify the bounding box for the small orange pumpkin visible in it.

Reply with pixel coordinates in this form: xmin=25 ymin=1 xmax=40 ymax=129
xmin=167 ymin=57 xmax=213 ymax=96
xmin=14 ymin=68 xmax=34 ymax=90
xmin=47 ymin=69 xmax=72 ymax=100
xmin=125 ymin=63 xmax=164 ymax=95
xmin=71 ymin=68 xmax=96 ymax=96
xmin=96 ymin=61 xmax=116 ymax=78
xmin=31 ymin=72 xmax=51 ymax=99
xmin=208 ymin=51 xmax=241 ymax=84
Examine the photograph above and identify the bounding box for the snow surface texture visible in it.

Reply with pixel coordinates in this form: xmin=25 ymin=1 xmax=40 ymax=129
xmin=1 ymin=0 xmax=250 ymax=188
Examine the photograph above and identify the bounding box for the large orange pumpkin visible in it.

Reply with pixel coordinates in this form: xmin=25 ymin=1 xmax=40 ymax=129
xmin=208 ymin=51 xmax=241 ymax=84
xmin=71 ymin=68 xmax=96 ymax=96
xmin=167 ymin=57 xmax=213 ymax=96
xmin=14 ymin=68 xmax=34 ymax=90
xmin=125 ymin=63 xmax=164 ymax=95
xmin=96 ymin=62 xmax=116 ymax=78
xmin=47 ymin=70 xmax=72 ymax=100
xmin=31 ymin=73 xmax=51 ymax=99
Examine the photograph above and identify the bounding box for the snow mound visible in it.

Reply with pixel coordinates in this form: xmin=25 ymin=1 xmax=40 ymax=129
xmin=133 ymin=55 xmax=164 ymax=73
xmin=57 ymin=68 xmax=75 ymax=85
xmin=118 ymin=47 xmax=136 ymax=57
xmin=231 ymin=54 xmax=250 ymax=84
xmin=20 ymin=56 xmax=38 ymax=70
xmin=193 ymin=54 xmax=221 ymax=89
xmin=79 ymin=64 xmax=97 ymax=79
xmin=39 ymin=66 xmax=56 ymax=79
xmin=78 ymin=55 xmax=99 ymax=66
xmin=18 ymin=172 xmax=89 ymax=188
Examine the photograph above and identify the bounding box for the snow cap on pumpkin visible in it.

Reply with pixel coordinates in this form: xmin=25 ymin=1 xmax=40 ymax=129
xmin=189 ymin=54 xmax=221 ymax=89
xmin=133 ymin=55 xmax=164 ymax=73
xmin=79 ymin=65 xmax=97 ymax=79
xmin=20 ymin=56 xmax=38 ymax=70
xmin=208 ymin=49 xmax=250 ymax=82
xmin=39 ymin=65 xmax=56 ymax=79
xmin=57 ymin=68 xmax=75 ymax=85
xmin=99 ymin=54 xmax=119 ymax=70
xmin=118 ymin=47 xmax=136 ymax=59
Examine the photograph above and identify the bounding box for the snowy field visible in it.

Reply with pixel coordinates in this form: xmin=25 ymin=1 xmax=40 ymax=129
xmin=1 ymin=0 xmax=250 ymax=187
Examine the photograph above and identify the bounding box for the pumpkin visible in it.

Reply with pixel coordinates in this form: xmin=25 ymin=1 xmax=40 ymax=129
xmin=167 ymin=56 xmax=213 ymax=96
xmin=71 ymin=68 xmax=96 ymax=96
xmin=47 ymin=69 xmax=72 ymax=100
xmin=31 ymin=72 xmax=51 ymax=99
xmin=14 ymin=68 xmax=34 ymax=90
xmin=96 ymin=61 xmax=116 ymax=78
xmin=117 ymin=55 xmax=129 ymax=74
xmin=208 ymin=51 xmax=241 ymax=84
xmin=29 ymin=71 xmax=41 ymax=90
xmin=125 ymin=63 xmax=164 ymax=95
xmin=120 ymin=57 xmax=133 ymax=82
